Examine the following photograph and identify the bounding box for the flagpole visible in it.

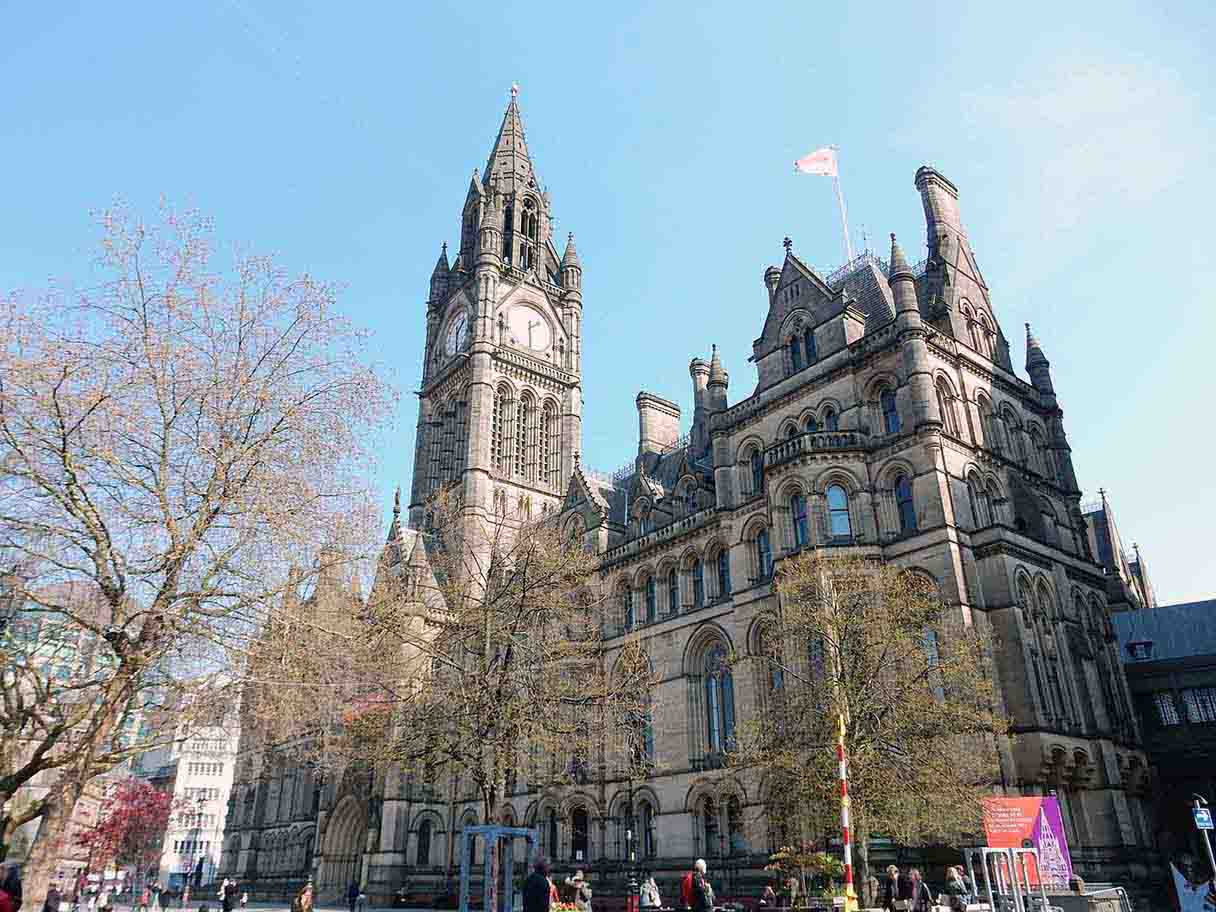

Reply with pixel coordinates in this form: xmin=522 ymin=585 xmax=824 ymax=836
xmin=832 ymin=154 xmax=855 ymax=263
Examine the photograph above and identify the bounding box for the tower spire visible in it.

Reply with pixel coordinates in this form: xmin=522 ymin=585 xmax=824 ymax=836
xmin=484 ymin=84 xmax=535 ymax=193
xmin=1025 ymin=322 xmax=1048 ymax=368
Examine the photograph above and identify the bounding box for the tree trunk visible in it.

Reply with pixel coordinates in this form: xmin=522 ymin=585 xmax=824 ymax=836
xmin=856 ymin=834 xmax=872 ymax=909
xmin=23 ymin=774 xmax=89 ymax=912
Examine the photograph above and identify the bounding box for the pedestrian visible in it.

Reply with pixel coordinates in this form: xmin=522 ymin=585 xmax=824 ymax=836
xmin=681 ymin=860 xmax=706 ymax=910
xmin=522 ymin=858 xmax=552 ymax=912
xmin=0 ymin=865 xmax=21 ymax=912
xmin=785 ymin=875 xmax=799 ymax=910
xmin=691 ymin=869 xmax=714 ymax=912
xmin=760 ymin=883 xmax=776 ymax=908
xmin=182 ymin=887 xmax=190 ymax=911
xmin=85 ymin=895 xmax=95 ymax=912
xmin=44 ymin=883 xmax=63 ymax=912
xmin=944 ymin=867 xmax=970 ymax=912
xmin=908 ymin=870 xmax=933 ymax=912
xmin=346 ymin=882 xmax=359 ymax=912
xmin=239 ymin=895 xmax=247 ymax=912
xmin=0 ymin=865 xmax=18 ymax=912
xmin=291 ymin=885 xmax=313 ymax=912
xmin=564 ymin=871 xmax=591 ymax=912
xmin=221 ymin=881 xmax=237 ymax=912
xmin=354 ymin=890 xmax=368 ymax=912
xmin=881 ymin=866 xmax=900 ymax=912
xmin=640 ymin=874 xmax=661 ymax=910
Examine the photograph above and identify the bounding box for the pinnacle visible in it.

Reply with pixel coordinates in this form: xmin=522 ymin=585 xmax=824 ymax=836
xmin=484 ymin=86 xmax=535 ymax=193
xmin=431 ymin=243 xmax=450 ymax=276
xmin=708 ymin=344 xmax=728 ymax=386
xmin=889 ymin=233 xmax=913 ymax=280
xmin=562 ymin=232 xmax=580 ymax=268
xmin=1025 ymin=322 xmax=1048 ymax=367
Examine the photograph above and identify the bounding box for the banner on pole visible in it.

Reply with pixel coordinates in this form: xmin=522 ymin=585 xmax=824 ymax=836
xmin=794 ymin=147 xmax=838 ymax=177
xmin=982 ymin=797 xmax=1074 ymax=890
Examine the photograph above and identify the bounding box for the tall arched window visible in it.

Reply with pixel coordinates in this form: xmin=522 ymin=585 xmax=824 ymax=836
xmin=540 ymin=401 xmax=558 ymax=487
xmin=827 ymin=484 xmax=852 ymax=539
xmin=716 ymin=548 xmax=731 ymax=599
xmin=895 ymin=475 xmax=916 ymax=533
xmin=546 ymin=809 xmax=558 ymax=861
xmin=570 ymin=806 xmax=589 ymax=861
xmin=622 ymin=586 xmax=634 ymax=630
xmin=502 ymin=201 xmax=515 ymax=265
xmin=789 ymin=334 xmax=803 ymax=373
xmin=968 ymin=475 xmax=991 ymax=529
xmin=881 ymin=389 xmax=900 ymax=434
xmin=791 ymin=493 xmax=809 ymax=548
xmin=692 ymin=559 xmax=705 ymax=608
xmin=701 ymin=796 xmax=720 ymax=857
xmin=644 ymin=576 xmax=657 ymax=623
xmin=704 ymin=645 xmax=736 ymax=754
xmin=936 ymin=379 xmax=958 ymax=436
xmin=639 ymin=801 xmax=656 ymax=858
xmin=824 ymin=408 xmax=838 ymax=431
xmin=785 ymin=424 xmax=798 ymax=439
xmin=804 ymin=415 xmax=818 ymax=433
xmin=513 ymin=394 xmax=532 ymax=478
xmin=804 ymin=327 xmax=817 ymax=363
xmin=492 ymin=386 xmax=512 ymax=472
xmin=417 ymin=819 xmax=432 ymax=865
xmin=756 ymin=528 xmax=773 ymax=580
xmin=750 ymin=449 xmax=763 ymax=494
xmin=667 ymin=568 xmax=679 ymax=615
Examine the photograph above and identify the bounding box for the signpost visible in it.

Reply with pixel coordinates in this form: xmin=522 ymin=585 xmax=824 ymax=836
xmin=1194 ymin=807 xmax=1213 ymax=831
xmin=1193 ymin=797 xmax=1216 ymax=879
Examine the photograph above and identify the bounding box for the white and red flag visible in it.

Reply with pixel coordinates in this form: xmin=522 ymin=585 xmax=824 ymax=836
xmin=794 ymin=146 xmax=838 ymax=176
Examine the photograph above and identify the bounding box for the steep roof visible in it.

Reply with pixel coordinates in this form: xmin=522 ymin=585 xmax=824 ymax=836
xmin=483 ymin=88 xmax=536 ymax=195
xmin=1112 ymin=600 xmax=1216 ymax=663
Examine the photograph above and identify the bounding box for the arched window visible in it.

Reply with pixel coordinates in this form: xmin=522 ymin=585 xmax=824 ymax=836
xmin=644 ymin=576 xmax=657 ymax=623
xmin=540 ymin=401 xmax=558 ymax=487
xmin=760 ymin=625 xmax=784 ymax=694
xmin=701 ymin=796 xmax=720 ymax=857
xmin=692 ymin=559 xmax=705 ymax=608
xmin=667 ymin=568 xmax=679 ymax=615
xmin=791 ymin=493 xmax=809 ymax=548
xmin=639 ymin=801 xmax=656 ymax=858
xmin=622 ymin=586 xmax=634 ymax=630
xmin=826 ymin=484 xmax=852 ymax=539
xmin=570 ymin=805 xmax=589 ymax=861
xmin=716 ymin=548 xmax=731 ymax=599
xmin=755 ymin=527 xmax=773 ymax=580
xmin=750 ymin=449 xmax=763 ymax=494
xmin=968 ymin=475 xmax=991 ymax=529
xmin=978 ymin=397 xmax=1001 ymax=454
xmin=492 ymin=386 xmax=512 ymax=472
xmin=923 ymin=628 xmax=945 ymax=700
xmin=804 ymin=415 xmax=818 ymax=433
xmin=881 ymin=389 xmax=900 ymax=434
xmin=502 ymin=201 xmax=515 ymax=265
xmin=704 ymin=645 xmax=736 ymax=754
xmin=789 ymin=334 xmax=803 ymax=373
xmin=513 ymin=394 xmax=532 ymax=478
xmin=727 ymin=796 xmax=745 ymax=855
xmin=936 ymin=379 xmax=959 ymax=436
xmin=824 ymin=408 xmax=838 ymax=431
xmin=785 ymin=424 xmax=798 ymax=439
xmin=979 ymin=314 xmax=995 ymax=357
xmin=417 ymin=819 xmax=432 ymax=866
xmin=804 ymin=327 xmax=817 ymax=363
xmin=546 ymin=809 xmax=558 ymax=861
xmin=895 ymin=475 xmax=916 ymax=533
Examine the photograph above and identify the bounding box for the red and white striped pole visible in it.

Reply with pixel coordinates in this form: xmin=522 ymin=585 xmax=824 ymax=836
xmin=838 ymin=711 xmax=859 ymax=912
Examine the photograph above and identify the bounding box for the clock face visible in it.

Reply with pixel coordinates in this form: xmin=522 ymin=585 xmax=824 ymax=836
xmin=507 ymin=305 xmax=551 ymax=352
xmin=444 ymin=313 xmax=468 ymax=356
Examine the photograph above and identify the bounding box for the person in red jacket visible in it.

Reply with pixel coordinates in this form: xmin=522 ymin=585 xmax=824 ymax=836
xmin=680 ymin=859 xmax=706 ymax=909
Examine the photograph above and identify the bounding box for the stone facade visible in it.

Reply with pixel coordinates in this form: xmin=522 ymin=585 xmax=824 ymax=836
xmin=221 ymin=92 xmax=1159 ymax=902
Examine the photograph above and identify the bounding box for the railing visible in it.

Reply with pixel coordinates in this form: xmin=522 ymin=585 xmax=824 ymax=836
xmin=764 ymin=429 xmax=870 ymax=469
xmin=823 ymin=250 xmax=930 ymax=287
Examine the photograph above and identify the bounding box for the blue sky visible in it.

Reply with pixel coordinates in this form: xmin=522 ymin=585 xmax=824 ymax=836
xmin=2 ymin=1 xmax=1213 ymax=603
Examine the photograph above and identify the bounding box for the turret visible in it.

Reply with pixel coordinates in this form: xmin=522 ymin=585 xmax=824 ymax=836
xmin=891 ymin=234 xmax=940 ymax=430
xmin=428 ymin=243 xmax=450 ymax=306
xmin=636 ymin=392 xmax=681 ymax=472
xmin=689 ymin=356 xmax=711 ymax=456
xmin=1024 ymin=323 xmax=1055 ymax=398
xmin=707 ymin=345 xmax=729 ymax=413
xmin=764 ymin=265 xmax=781 ymax=305
xmin=561 ymin=233 xmax=581 ymax=289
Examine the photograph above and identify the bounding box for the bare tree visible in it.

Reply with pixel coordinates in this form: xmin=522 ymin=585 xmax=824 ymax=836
xmin=732 ymin=553 xmax=1008 ymax=898
xmin=0 ymin=202 xmax=395 ymax=904
xmin=247 ymin=490 xmax=658 ymax=828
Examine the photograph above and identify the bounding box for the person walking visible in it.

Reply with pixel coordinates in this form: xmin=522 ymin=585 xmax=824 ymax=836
xmin=640 ymin=874 xmax=661 ymax=910
xmin=239 ymin=894 xmax=246 ymax=912
xmin=691 ymin=869 xmax=714 ymax=912
xmin=222 ymin=881 xmax=237 ymax=912
xmin=908 ymin=870 xmax=933 ymax=912
xmin=760 ymin=883 xmax=777 ymax=908
xmin=522 ymin=858 xmax=553 ymax=912
xmin=353 ymin=889 xmax=368 ymax=912
xmin=881 ymin=866 xmax=900 ymax=912
xmin=564 ymin=871 xmax=592 ymax=912
xmin=291 ymin=885 xmax=313 ymax=912
xmin=681 ymin=860 xmax=706 ymax=911
xmin=944 ymin=867 xmax=970 ymax=912
xmin=346 ymin=883 xmax=359 ymax=912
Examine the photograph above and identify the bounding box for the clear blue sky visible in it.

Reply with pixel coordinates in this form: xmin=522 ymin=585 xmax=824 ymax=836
xmin=2 ymin=2 xmax=1213 ymax=603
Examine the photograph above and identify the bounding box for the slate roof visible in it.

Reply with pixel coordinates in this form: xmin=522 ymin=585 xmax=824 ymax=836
xmin=587 ymin=445 xmax=712 ymax=526
xmin=829 ymin=258 xmax=895 ymax=328
xmin=1112 ymin=599 xmax=1216 ymax=663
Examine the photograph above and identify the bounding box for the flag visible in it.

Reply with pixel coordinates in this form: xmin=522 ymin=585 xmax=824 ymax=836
xmin=794 ymin=147 xmax=838 ymax=177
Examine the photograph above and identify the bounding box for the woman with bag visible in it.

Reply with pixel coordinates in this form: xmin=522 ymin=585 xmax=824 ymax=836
xmin=944 ymin=867 xmax=971 ymax=912
xmin=908 ymin=870 xmax=933 ymax=912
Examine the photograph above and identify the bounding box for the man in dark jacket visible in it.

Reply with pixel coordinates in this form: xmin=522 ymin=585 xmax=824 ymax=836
xmin=691 ymin=871 xmax=714 ymax=912
xmin=523 ymin=858 xmax=552 ymax=912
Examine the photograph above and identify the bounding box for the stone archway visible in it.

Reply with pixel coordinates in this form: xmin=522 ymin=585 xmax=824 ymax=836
xmin=317 ymin=795 xmax=368 ymax=896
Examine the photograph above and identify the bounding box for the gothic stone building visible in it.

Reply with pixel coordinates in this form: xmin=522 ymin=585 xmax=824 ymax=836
xmin=220 ymin=92 xmax=1157 ymax=902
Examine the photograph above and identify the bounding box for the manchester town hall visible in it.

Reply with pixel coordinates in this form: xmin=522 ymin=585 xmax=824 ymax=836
xmin=219 ymin=91 xmax=1157 ymax=902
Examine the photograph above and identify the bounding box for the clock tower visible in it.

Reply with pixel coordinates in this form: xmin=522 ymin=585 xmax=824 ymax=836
xmin=408 ymin=87 xmax=583 ymax=529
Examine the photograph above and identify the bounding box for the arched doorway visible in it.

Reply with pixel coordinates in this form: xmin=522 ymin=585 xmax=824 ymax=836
xmin=317 ymin=796 xmax=368 ymax=896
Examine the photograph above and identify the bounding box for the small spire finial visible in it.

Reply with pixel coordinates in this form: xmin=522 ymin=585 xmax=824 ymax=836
xmin=783 ymin=237 xmax=792 ymax=252
xmin=441 ymin=242 xmax=447 ymax=254
xmin=510 ymin=82 xmax=519 ymax=98
xmin=392 ymin=486 xmax=401 ymax=518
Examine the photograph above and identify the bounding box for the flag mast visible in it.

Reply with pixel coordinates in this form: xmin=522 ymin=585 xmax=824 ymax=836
xmin=793 ymin=145 xmax=855 ymax=265
xmin=831 ymin=148 xmax=855 ymax=264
